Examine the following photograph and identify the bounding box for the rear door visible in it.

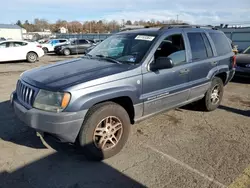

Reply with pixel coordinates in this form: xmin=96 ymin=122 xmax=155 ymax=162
xmin=184 ymin=31 xmax=216 ymax=100
xmin=12 ymin=42 xmax=29 ymax=60
xmin=208 ymin=31 xmax=234 ymax=71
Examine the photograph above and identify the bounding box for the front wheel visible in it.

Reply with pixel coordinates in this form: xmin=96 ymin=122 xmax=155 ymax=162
xmin=26 ymin=52 xmax=38 ymax=63
xmin=63 ymin=49 xmax=71 ymax=56
xmin=78 ymin=102 xmax=131 ymax=161
xmin=42 ymin=47 xmax=48 ymax=54
xmin=199 ymin=77 xmax=224 ymax=111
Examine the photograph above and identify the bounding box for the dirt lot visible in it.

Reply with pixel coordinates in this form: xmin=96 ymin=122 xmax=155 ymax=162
xmin=0 ymin=55 xmax=249 ymax=188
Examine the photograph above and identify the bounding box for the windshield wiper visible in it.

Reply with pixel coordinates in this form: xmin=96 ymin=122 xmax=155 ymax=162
xmin=95 ymin=55 xmax=121 ymax=64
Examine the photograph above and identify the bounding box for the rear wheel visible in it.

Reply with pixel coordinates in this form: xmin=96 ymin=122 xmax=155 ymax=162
xmin=26 ymin=52 xmax=38 ymax=63
xmin=198 ymin=77 xmax=224 ymax=111
xmin=42 ymin=47 xmax=48 ymax=54
xmin=63 ymin=49 xmax=71 ymax=56
xmin=78 ymin=102 xmax=131 ymax=161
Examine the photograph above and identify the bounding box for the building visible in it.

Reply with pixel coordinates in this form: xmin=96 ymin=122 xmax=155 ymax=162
xmin=0 ymin=24 xmax=23 ymax=40
xmin=59 ymin=27 xmax=68 ymax=34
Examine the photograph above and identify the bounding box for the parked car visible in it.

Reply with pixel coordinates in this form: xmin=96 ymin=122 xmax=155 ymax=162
xmin=54 ymin=39 xmax=93 ymax=55
xmin=0 ymin=40 xmax=44 ymax=63
xmin=41 ymin=39 xmax=69 ymax=53
xmin=11 ymin=25 xmax=235 ymax=160
xmin=84 ymin=45 xmax=97 ymax=54
xmin=235 ymin=46 xmax=250 ymax=77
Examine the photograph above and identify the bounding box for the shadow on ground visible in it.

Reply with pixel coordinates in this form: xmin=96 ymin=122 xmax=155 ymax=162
xmin=0 ymin=100 xmax=146 ymax=187
xmin=0 ymin=100 xmax=46 ymax=149
xmin=0 ymin=60 xmax=28 ymax=64
xmin=0 ymin=144 xmax=145 ymax=188
xmin=231 ymin=76 xmax=250 ymax=84
xmin=219 ymin=105 xmax=250 ymax=117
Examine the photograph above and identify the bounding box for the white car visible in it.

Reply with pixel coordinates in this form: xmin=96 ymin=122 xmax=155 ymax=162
xmin=0 ymin=40 xmax=44 ymax=63
xmin=41 ymin=39 xmax=69 ymax=53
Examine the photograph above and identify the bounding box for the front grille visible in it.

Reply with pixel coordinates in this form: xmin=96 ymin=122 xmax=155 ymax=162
xmin=16 ymin=80 xmax=38 ymax=108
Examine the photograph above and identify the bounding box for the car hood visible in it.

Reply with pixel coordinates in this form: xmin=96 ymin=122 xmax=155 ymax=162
xmin=236 ymin=54 xmax=250 ymax=64
xmin=21 ymin=58 xmax=135 ymax=91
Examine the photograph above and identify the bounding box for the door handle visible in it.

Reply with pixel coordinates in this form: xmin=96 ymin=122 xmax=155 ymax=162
xmin=211 ymin=62 xmax=218 ymax=66
xmin=179 ymin=68 xmax=190 ymax=75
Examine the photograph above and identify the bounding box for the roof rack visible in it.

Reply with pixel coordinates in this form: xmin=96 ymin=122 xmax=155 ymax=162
xmin=158 ymin=24 xmax=218 ymax=30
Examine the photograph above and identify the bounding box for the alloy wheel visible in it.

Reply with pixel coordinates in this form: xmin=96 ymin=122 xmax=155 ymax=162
xmin=93 ymin=116 xmax=123 ymax=150
xmin=210 ymin=85 xmax=220 ymax=105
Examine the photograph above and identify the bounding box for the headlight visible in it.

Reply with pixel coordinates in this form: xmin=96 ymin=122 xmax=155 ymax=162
xmin=33 ymin=89 xmax=71 ymax=112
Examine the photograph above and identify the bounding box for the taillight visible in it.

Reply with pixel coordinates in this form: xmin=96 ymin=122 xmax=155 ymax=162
xmin=37 ymin=45 xmax=42 ymax=48
xmin=232 ymin=55 xmax=236 ymax=68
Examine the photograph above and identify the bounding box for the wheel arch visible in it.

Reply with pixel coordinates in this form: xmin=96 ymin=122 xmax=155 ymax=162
xmin=27 ymin=51 xmax=38 ymax=57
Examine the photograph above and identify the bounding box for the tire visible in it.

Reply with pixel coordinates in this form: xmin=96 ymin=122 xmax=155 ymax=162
xmin=78 ymin=102 xmax=131 ymax=161
xmin=42 ymin=47 xmax=48 ymax=54
xmin=198 ymin=77 xmax=224 ymax=111
xmin=63 ymin=49 xmax=71 ymax=56
xmin=26 ymin=52 xmax=38 ymax=63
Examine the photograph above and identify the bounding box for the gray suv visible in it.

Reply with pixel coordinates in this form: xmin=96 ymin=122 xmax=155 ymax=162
xmin=11 ymin=25 xmax=235 ymax=160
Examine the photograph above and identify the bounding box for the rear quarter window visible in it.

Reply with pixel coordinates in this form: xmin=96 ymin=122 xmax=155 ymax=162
xmin=209 ymin=32 xmax=232 ymax=56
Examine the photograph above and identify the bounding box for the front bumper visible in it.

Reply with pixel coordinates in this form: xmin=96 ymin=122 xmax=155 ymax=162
xmin=54 ymin=48 xmax=64 ymax=54
xmin=11 ymin=93 xmax=87 ymax=143
xmin=235 ymin=66 xmax=250 ymax=78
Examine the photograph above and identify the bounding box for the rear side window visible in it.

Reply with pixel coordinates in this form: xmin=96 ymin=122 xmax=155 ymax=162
xmin=14 ymin=42 xmax=28 ymax=47
xmin=187 ymin=33 xmax=207 ymax=60
xmin=59 ymin=40 xmax=66 ymax=43
xmin=201 ymin=33 xmax=213 ymax=57
xmin=209 ymin=32 xmax=232 ymax=56
xmin=78 ymin=40 xmax=88 ymax=44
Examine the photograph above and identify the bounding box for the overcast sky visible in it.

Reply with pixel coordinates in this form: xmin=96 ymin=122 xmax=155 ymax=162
xmin=2 ymin=0 xmax=250 ymax=25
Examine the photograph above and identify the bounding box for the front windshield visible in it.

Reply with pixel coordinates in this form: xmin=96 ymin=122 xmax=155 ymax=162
xmin=88 ymin=34 xmax=157 ymax=64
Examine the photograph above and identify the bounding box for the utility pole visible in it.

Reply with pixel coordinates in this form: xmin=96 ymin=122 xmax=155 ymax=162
xmin=176 ymin=15 xmax=179 ymax=23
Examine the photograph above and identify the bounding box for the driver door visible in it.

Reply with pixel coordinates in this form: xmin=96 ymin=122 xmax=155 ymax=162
xmin=142 ymin=32 xmax=190 ymax=116
xmin=0 ymin=42 xmax=9 ymax=62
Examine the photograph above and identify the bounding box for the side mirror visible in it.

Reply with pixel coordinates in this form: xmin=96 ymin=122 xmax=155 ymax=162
xmin=150 ymin=57 xmax=174 ymax=71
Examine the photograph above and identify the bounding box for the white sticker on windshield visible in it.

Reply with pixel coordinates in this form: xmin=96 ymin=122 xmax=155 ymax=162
xmin=135 ymin=35 xmax=155 ymax=41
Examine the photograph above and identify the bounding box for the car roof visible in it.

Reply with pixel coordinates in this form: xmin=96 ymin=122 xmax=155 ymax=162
xmin=119 ymin=27 xmax=161 ymax=35
xmin=118 ymin=25 xmax=221 ymax=36
xmin=0 ymin=40 xmax=29 ymax=43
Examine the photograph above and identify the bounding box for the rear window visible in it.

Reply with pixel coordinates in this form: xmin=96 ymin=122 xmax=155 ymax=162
xmin=209 ymin=32 xmax=232 ymax=56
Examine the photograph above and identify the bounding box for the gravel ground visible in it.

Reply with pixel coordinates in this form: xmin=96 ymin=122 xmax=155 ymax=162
xmin=0 ymin=55 xmax=249 ymax=188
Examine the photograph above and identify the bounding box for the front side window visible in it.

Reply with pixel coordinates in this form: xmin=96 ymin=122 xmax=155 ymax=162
xmin=209 ymin=32 xmax=232 ymax=56
xmin=154 ymin=34 xmax=186 ymax=66
xmin=7 ymin=42 xmax=15 ymax=48
xmin=0 ymin=42 xmax=6 ymax=48
xmin=88 ymin=34 xmax=157 ymax=64
xmin=188 ymin=33 xmax=208 ymax=61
